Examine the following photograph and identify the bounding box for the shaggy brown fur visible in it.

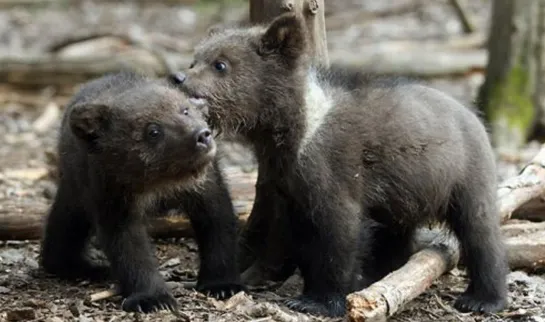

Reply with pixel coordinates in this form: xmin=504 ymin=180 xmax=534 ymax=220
xmin=168 ymin=14 xmax=508 ymax=318
xmin=39 ymin=71 xmax=244 ymax=314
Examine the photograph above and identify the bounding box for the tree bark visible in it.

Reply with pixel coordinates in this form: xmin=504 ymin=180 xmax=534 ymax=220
xmin=477 ymin=0 xmax=542 ymax=151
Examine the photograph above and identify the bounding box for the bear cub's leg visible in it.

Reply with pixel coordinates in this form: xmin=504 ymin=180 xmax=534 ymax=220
xmin=95 ymin=204 xmax=177 ymax=313
xmin=449 ymin=185 xmax=508 ymax=313
xmin=284 ymin=198 xmax=363 ymax=317
xmin=40 ymin=179 xmax=109 ymax=281
xmin=180 ymin=162 xmax=246 ymax=298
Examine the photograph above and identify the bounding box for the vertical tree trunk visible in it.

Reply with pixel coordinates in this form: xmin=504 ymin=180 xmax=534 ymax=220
xmin=477 ymin=0 xmax=543 ymax=152
xmin=238 ymin=0 xmax=329 ymax=284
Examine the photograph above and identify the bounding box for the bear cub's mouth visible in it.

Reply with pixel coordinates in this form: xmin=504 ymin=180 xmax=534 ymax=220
xmin=188 ymin=94 xmax=208 ymax=107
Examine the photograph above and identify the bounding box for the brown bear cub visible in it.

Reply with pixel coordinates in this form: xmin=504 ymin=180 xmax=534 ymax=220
xmin=39 ymin=71 xmax=244 ymax=313
xmin=169 ymin=13 xmax=508 ymax=317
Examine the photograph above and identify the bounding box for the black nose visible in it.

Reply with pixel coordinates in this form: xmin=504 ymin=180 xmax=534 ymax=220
xmin=169 ymin=72 xmax=186 ymax=85
xmin=195 ymin=128 xmax=212 ymax=149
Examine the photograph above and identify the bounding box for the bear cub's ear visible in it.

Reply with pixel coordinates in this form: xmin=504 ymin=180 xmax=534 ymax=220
xmin=69 ymin=103 xmax=111 ymax=145
xmin=206 ymin=24 xmax=225 ymax=37
xmin=259 ymin=13 xmax=307 ymax=60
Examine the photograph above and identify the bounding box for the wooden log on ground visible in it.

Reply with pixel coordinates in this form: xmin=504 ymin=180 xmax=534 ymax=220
xmin=347 ymin=236 xmax=460 ymax=322
xmin=0 ymin=204 xmax=253 ymax=241
xmin=506 ymin=229 xmax=545 ymax=270
xmin=0 ymin=166 xmax=257 ymax=241
xmin=498 ymin=144 xmax=545 ymax=222
xmin=329 ymin=49 xmax=486 ymax=77
xmin=0 ymin=51 xmax=192 ymax=88
xmin=501 ymin=220 xmax=545 ymax=237
xmin=0 ymin=41 xmax=490 ymax=88
xmin=0 ymin=201 xmax=46 ymax=241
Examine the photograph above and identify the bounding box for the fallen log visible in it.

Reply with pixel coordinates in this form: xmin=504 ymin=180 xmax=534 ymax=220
xmin=0 ymin=166 xmax=257 ymax=241
xmin=347 ymin=236 xmax=460 ymax=322
xmin=501 ymin=220 xmax=545 ymax=237
xmin=506 ymin=229 xmax=545 ymax=270
xmin=0 ymin=204 xmax=252 ymax=241
xmin=0 ymin=51 xmax=192 ymax=88
xmin=329 ymin=49 xmax=486 ymax=77
xmin=498 ymin=145 xmax=545 ymax=222
xmin=1 ymin=46 xmax=487 ymax=88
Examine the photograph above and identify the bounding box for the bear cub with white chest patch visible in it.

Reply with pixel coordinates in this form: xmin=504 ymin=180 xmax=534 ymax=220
xmin=39 ymin=71 xmax=244 ymax=313
xmin=169 ymin=13 xmax=509 ymax=318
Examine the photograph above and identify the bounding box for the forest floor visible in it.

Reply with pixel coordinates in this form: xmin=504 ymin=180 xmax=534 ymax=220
xmin=1 ymin=0 xmax=545 ymax=321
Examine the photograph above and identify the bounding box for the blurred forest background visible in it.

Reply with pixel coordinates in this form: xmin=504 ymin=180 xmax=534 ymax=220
xmin=1 ymin=1 xmax=545 ymax=322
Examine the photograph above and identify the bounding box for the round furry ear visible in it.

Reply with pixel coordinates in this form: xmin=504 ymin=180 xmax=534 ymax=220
xmin=259 ymin=13 xmax=307 ymax=60
xmin=69 ymin=103 xmax=111 ymax=144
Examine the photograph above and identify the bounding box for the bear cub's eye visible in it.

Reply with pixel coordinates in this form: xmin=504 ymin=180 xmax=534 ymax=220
xmin=214 ymin=61 xmax=227 ymax=72
xmin=182 ymin=107 xmax=189 ymax=115
xmin=189 ymin=61 xmax=196 ymax=69
xmin=146 ymin=123 xmax=163 ymax=141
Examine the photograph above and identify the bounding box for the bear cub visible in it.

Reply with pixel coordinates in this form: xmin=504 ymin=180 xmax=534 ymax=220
xmin=40 ymin=71 xmax=244 ymax=313
xmin=169 ymin=13 xmax=509 ymax=318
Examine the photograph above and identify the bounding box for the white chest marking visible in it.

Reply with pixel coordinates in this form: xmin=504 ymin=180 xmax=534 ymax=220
xmin=299 ymin=70 xmax=333 ymax=153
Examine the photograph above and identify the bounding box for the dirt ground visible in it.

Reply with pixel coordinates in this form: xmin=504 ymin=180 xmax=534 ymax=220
xmin=1 ymin=0 xmax=545 ymax=321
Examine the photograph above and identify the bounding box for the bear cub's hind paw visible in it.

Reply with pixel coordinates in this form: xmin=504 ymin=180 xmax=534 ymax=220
xmin=197 ymin=282 xmax=247 ymax=300
xmin=284 ymin=294 xmax=346 ymax=318
xmin=121 ymin=291 xmax=178 ymax=314
xmin=454 ymin=291 xmax=507 ymax=314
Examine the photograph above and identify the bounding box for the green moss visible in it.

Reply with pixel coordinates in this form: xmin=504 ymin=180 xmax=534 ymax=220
xmin=486 ymin=64 xmax=535 ymax=146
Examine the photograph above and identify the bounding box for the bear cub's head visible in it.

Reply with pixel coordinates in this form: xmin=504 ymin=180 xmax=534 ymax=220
xmin=68 ymin=78 xmax=216 ymax=189
xmin=168 ymin=13 xmax=309 ymax=136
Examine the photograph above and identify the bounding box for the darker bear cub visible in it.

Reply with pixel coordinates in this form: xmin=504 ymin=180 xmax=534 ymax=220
xmin=39 ymin=71 xmax=244 ymax=313
xmin=169 ymin=13 xmax=509 ymax=318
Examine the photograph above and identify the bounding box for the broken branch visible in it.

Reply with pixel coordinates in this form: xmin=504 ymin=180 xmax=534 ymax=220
xmin=498 ymin=145 xmax=545 ymax=222
xmin=347 ymin=235 xmax=460 ymax=322
xmin=447 ymin=0 xmax=476 ymax=34
xmin=89 ymin=281 xmax=179 ymax=302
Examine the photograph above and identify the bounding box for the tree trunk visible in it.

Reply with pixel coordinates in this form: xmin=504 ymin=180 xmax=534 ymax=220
xmin=239 ymin=0 xmax=329 ymax=284
xmin=477 ymin=0 xmax=543 ymax=151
